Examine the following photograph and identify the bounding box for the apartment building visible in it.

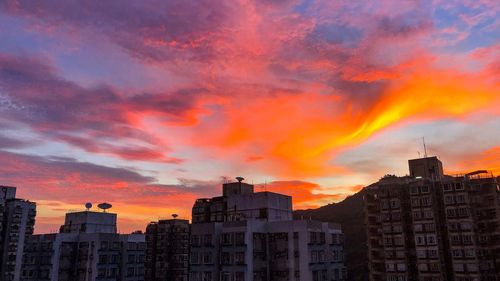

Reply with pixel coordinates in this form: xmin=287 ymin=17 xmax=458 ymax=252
xmin=145 ymin=217 xmax=189 ymax=281
xmin=364 ymin=156 xmax=499 ymax=281
xmin=190 ymin=178 xmax=346 ymax=281
xmin=441 ymin=173 xmax=499 ymax=281
xmin=0 ymin=185 xmax=37 ymax=281
xmin=21 ymin=206 xmax=145 ymax=281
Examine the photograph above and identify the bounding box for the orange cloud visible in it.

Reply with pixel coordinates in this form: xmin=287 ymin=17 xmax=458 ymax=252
xmin=261 ymin=181 xmax=344 ymax=209
xmin=447 ymin=146 xmax=500 ymax=176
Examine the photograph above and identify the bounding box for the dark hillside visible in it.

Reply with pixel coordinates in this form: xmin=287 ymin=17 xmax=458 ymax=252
xmin=294 ymin=188 xmax=368 ymax=281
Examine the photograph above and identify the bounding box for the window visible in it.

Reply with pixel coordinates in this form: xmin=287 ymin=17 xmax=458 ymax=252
xmin=221 ymin=252 xmax=231 ymax=265
xmin=428 ymin=250 xmax=438 ymax=258
xmin=425 ymin=223 xmax=435 ymax=231
xmin=203 ymin=234 xmax=212 ymax=246
xmin=381 ymin=200 xmax=389 ymax=209
xmin=191 ymin=252 xmax=200 ymax=264
xmin=234 ymin=252 xmax=245 ymax=264
xmin=258 ymin=208 xmax=268 ymax=219
xmin=417 ymin=250 xmax=426 ymax=258
xmin=464 ymin=249 xmax=475 ymax=257
xmin=392 ymin=212 xmax=401 ymax=221
xmin=127 ymin=267 xmax=135 ymax=277
xmin=203 ymin=272 xmax=212 ymax=281
xmin=466 ymin=263 xmax=478 ymax=272
xmin=457 ymin=207 xmax=469 ymax=217
xmin=311 ymin=251 xmax=318 ymax=262
xmin=191 ymin=235 xmax=200 ymax=246
xmin=426 ymin=235 xmax=436 ymax=245
xmin=423 ymin=210 xmax=434 ymax=219
xmin=235 ymin=232 xmax=245 ymax=245
xmin=395 ymin=251 xmax=405 ymax=258
xmin=417 ymin=263 xmax=428 ymax=271
xmin=390 ymin=200 xmax=400 ymax=209
xmin=421 ymin=186 xmax=429 ymax=193
xmin=234 ymin=272 xmax=245 ymax=281
xmin=411 ymin=198 xmax=420 ymax=207
xmin=384 ymin=237 xmax=393 ymax=246
xmin=98 ymin=268 xmax=106 ymax=277
xmin=413 ymin=211 xmax=422 ymax=220
xmin=429 ymin=263 xmax=439 ymax=272
xmin=319 ymin=232 xmax=326 ymax=244
xmin=421 ymin=197 xmax=431 ymax=206
xmin=443 ymin=183 xmax=452 ymax=192
xmin=190 ymin=272 xmax=201 ymax=281
xmin=203 ymin=253 xmax=213 ymax=264
xmin=414 ymin=224 xmax=423 ymax=232
xmin=460 ymin=222 xmax=472 ymax=230
xmin=462 ymin=235 xmax=472 ymax=244
xmin=394 ymin=237 xmax=404 ymax=246
xmin=393 ymin=225 xmax=402 ymax=232
xmin=383 ymin=225 xmax=392 ymax=233
xmin=309 ymin=232 xmax=318 ymax=244
xmin=455 ymin=183 xmax=464 ymax=190
xmin=98 ymin=255 xmax=107 ymax=264
xmin=415 ymin=236 xmax=425 ymax=246
xmin=100 ymin=241 xmax=108 ymax=250
xmin=446 ymin=208 xmax=456 ymax=218
xmin=450 ymin=235 xmax=461 ymax=245
xmin=222 ymin=233 xmax=232 ymax=245
xmin=453 ymin=263 xmax=464 ymax=272
xmin=318 ymin=250 xmax=325 ymax=262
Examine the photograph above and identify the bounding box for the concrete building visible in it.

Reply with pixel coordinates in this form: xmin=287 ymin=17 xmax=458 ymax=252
xmin=441 ymin=172 xmax=499 ymax=281
xmin=190 ymin=178 xmax=346 ymax=281
xmin=364 ymin=156 xmax=500 ymax=281
xmin=145 ymin=217 xmax=189 ymax=281
xmin=21 ymin=206 xmax=145 ymax=281
xmin=0 ymin=185 xmax=36 ymax=281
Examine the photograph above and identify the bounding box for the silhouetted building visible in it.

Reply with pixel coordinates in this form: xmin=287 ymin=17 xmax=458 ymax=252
xmin=190 ymin=178 xmax=346 ymax=281
xmin=364 ymin=156 xmax=500 ymax=281
xmin=0 ymin=186 xmax=36 ymax=281
xmin=21 ymin=206 xmax=145 ymax=281
xmin=408 ymin=156 xmax=444 ymax=179
xmin=145 ymin=217 xmax=189 ymax=281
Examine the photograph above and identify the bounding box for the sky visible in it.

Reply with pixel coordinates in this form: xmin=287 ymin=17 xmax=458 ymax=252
xmin=0 ymin=0 xmax=498 ymax=234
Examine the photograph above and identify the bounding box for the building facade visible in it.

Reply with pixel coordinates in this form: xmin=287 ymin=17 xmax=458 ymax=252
xmin=21 ymin=208 xmax=145 ymax=281
xmin=0 ymin=185 xmax=37 ymax=281
xmin=145 ymin=218 xmax=189 ymax=281
xmin=190 ymin=178 xmax=346 ymax=281
xmin=364 ymin=157 xmax=500 ymax=281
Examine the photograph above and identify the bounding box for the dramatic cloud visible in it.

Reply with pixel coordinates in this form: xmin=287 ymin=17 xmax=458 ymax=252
xmin=261 ymin=180 xmax=344 ymax=209
xmin=0 ymin=0 xmax=498 ymax=232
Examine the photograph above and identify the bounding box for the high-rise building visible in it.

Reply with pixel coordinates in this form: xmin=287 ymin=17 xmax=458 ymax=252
xmin=145 ymin=217 xmax=190 ymax=281
xmin=190 ymin=178 xmax=346 ymax=281
xmin=0 ymin=185 xmax=36 ymax=281
xmin=364 ymin=157 xmax=500 ymax=281
xmin=21 ymin=205 xmax=145 ymax=281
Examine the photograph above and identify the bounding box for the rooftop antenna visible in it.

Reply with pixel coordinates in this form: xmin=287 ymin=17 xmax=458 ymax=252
xmin=172 ymin=214 xmax=178 ymax=219
xmin=422 ymin=137 xmax=428 ymax=158
xmin=236 ymin=176 xmax=244 ymax=182
xmin=85 ymin=202 xmax=92 ymax=211
xmin=417 ymin=151 xmax=421 ymax=158
xmin=97 ymin=202 xmax=112 ymax=213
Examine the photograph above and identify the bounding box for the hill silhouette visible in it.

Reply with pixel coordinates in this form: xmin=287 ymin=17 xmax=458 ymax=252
xmin=294 ymin=188 xmax=368 ymax=281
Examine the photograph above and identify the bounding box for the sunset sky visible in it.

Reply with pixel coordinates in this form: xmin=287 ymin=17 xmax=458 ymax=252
xmin=0 ymin=0 xmax=498 ymax=233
